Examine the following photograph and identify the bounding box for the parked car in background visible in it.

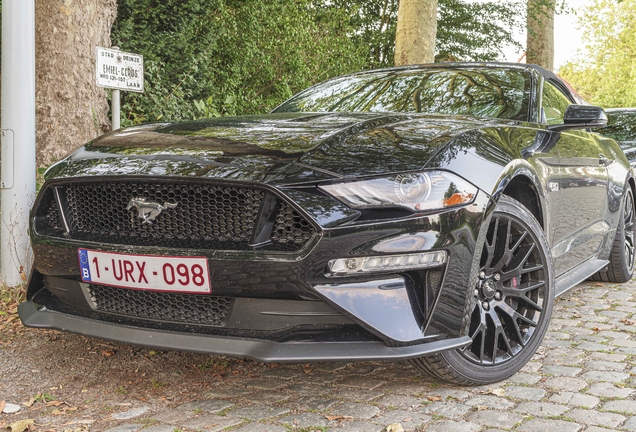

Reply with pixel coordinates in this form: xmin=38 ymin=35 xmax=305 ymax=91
xmin=19 ymin=63 xmax=636 ymax=385
xmin=598 ymin=108 xmax=636 ymax=166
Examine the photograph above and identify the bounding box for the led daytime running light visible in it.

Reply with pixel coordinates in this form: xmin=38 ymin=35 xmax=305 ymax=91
xmin=328 ymin=251 xmax=447 ymax=276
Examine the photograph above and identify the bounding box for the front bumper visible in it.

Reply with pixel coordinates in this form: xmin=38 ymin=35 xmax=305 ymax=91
xmin=18 ymin=299 xmax=470 ymax=361
xmin=25 ymin=177 xmax=492 ymax=356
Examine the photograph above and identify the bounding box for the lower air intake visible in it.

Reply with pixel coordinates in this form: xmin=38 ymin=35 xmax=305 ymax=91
xmin=87 ymin=284 xmax=232 ymax=326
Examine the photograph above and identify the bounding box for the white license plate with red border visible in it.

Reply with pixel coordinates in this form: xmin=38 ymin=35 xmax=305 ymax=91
xmin=78 ymin=249 xmax=211 ymax=294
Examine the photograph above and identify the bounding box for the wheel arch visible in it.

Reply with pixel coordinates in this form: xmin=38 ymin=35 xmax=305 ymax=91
xmin=488 ymin=160 xmax=548 ymax=233
xmin=501 ymin=175 xmax=544 ymax=230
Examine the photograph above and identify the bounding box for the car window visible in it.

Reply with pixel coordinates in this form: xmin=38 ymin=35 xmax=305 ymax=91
xmin=598 ymin=111 xmax=636 ymax=143
xmin=542 ymin=82 xmax=572 ymax=125
xmin=274 ymin=68 xmax=531 ymax=121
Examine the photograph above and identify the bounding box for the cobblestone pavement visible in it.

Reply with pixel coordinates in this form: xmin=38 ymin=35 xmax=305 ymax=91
xmin=3 ymin=279 xmax=636 ymax=431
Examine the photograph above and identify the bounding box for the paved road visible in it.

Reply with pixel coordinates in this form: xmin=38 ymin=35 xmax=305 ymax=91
xmin=2 ymin=279 xmax=636 ymax=431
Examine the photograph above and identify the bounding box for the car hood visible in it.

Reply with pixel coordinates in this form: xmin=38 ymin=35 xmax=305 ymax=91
xmin=46 ymin=112 xmax=513 ymax=185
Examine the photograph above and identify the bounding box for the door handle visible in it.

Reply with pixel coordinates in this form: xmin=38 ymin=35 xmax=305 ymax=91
xmin=599 ymin=154 xmax=610 ymax=166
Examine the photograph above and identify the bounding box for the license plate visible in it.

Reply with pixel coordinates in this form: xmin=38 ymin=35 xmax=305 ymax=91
xmin=78 ymin=249 xmax=211 ymax=294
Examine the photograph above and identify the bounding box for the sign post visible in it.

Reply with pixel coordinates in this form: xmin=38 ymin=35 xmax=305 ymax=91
xmin=96 ymin=46 xmax=144 ymax=130
xmin=110 ymin=47 xmax=121 ymax=130
xmin=1 ymin=0 xmax=37 ymax=287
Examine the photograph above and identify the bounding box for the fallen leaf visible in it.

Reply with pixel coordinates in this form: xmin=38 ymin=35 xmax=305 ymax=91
xmin=402 ymin=417 xmax=413 ymax=422
xmin=0 ymin=401 xmax=5 ymax=413
xmin=592 ymin=327 xmax=601 ymax=332
xmin=425 ymin=395 xmax=442 ymax=402
xmin=621 ymin=319 xmax=635 ymax=325
xmin=9 ymin=419 xmax=34 ymax=432
xmin=488 ymin=388 xmax=506 ymax=396
xmin=23 ymin=397 xmax=37 ymax=408
xmin=303 ymin=364 xmax=313 ymax=374
xmin=325 ymin=415 xmax=353 ymax=421
xmin=593 ymin=283 xmax=604 ymax=287
xmin=384 ymin=424 xmax=404 ymax=432
xmin=476 ymin=405 xmax=489 ymax=411
xmin=101 ymin=350 xmax=115 ymax=357
xmin=51 ymin=409 xmax=65 ymax=416
xmin=66 ymin=407 xmax=78 ymax=412
xmin=45 ymin=401 xmax=64 ymax=407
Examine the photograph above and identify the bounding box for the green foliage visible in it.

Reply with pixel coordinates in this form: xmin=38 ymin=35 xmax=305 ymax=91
xmin=437 ymin=0 xmax=524 ymax=62
xmin=112 ymin=0 xmax=365 ymax=125
xmin=317 ymin=0 xmax=525 ymax=66
xmin=111 ymin=0 xmax=525 ymax=125
xmin=559 ymin=0 xmax=636 ymax=107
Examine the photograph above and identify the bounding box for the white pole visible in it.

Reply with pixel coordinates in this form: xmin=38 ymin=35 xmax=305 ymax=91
xmin=1 ymin=0 xmax=37 ymax=286
xmin=111 ymin=46 xmax=121 ymax=130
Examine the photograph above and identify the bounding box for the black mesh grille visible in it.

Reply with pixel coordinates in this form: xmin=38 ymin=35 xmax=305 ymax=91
xmin=272 ymin=202 xmax=316 ymax=245
xmin=45 ymin=200 xmax=64 ymax=233
xmin=37 ymin=180 xmax=317 ymax=251
xmin=65 ymin=181 xmax=262 ymax=249
xmin=87 ymin=284 xmax=232 ymax=326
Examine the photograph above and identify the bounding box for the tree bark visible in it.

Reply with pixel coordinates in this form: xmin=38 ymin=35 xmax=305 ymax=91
xmin=526 ymin=0 xmax=554 ymax=71
xmin=35 ymin=0 xmax=117 ymax=167
xmin=394 ymin=0 xmax=438 ymax=66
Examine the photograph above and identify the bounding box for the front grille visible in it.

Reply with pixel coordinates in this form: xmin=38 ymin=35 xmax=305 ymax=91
xmin=36 ymin=180 xmax=316 ymax=251
xmin=87 ymin=284 xmax=232 ymax=326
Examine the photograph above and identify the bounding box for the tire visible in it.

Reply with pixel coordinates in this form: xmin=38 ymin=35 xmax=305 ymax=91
xmin=590 ymin=187 xmax=635 ymax=283
xmin=410 ymin=195 xmax=555 ymax=385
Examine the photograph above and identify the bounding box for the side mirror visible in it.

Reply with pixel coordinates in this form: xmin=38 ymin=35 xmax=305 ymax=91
xmin=547 ymin=105 xmax=608 ymax=132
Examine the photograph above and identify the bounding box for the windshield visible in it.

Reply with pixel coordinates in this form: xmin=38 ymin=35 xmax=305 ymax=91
xmin=274 ymin=67 xmax=531 ymax=121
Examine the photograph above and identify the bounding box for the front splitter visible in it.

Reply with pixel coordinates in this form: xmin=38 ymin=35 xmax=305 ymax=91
xmin=19 ymin=300 xmax=471 ymax=362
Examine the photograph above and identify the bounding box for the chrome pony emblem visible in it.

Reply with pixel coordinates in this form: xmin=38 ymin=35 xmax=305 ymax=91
xmin=127 ymin=198 xmax=178 ymax=225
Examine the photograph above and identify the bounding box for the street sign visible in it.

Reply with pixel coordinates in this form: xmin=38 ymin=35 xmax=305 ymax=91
xmin=96 ymin=47 xmax=144 ymax=93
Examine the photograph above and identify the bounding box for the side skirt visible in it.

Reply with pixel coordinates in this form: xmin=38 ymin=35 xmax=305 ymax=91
xmin=555 ymin=258 xmax=609 ymax=297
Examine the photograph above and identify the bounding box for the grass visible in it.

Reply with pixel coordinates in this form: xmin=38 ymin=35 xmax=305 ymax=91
xmin=135 ymin=418 xmax=160 ymax=427
xmin=286 ymin=427 xmax=328 ymax=432
xmin=33 ymin=392 xmax=54 ymax=402
xmin=0 ymin=284 xmax=25 ymax=313
xmin=150 ymin=379 xmax=166 ymax=388
xmin=198 ymin=359 xmax=229 ymax=371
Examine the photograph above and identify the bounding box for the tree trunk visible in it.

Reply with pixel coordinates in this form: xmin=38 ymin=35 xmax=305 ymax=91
xmin=526 ymin=0 xmax=554 ymax=71
xmin=394 ymin=0 xmax=438 ymax=66
xmin=35 ymin=0 xmax=117 ymax=167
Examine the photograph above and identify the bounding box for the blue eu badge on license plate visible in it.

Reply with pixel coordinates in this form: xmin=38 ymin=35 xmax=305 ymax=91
xmin=78 ymin=248 xmax=92 ymax=282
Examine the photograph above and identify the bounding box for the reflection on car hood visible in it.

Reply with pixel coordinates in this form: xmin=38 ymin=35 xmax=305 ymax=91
xmin=46 ymin=112 xmax=512 ymax=185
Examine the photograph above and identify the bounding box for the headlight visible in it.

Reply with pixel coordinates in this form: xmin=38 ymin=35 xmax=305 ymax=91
xmin=318 ymin=171 xmax=477 ymax=212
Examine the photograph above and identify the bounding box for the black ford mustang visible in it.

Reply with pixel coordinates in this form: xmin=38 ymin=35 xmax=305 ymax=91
xmin=20 ymin=63 xmax=635 ymax=385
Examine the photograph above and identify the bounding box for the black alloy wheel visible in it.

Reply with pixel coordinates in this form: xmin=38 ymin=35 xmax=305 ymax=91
xmin=410 ymin=196 xmax=554 ymax=385
xmin=622 ymin=189 xmax=635 ymax=273
xmin=461 ymin=206 xmax=547 ymax=365
xmin=591 ymin=187 xmax=635 ymax=283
